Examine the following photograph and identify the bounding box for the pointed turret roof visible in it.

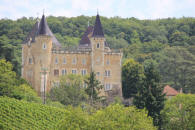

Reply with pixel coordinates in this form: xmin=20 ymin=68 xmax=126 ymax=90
xmin=23 ymin=14 xmax=61 ymax=47
xmin=79 ymin=26 xmax=93 ymax=47
xmin=23 ymin=20 xmax=39 ymax=43
xmin=38 ymin=15 xmax=61 ymax=46
xmin=92 ymin=14 xmax=104 ymax=37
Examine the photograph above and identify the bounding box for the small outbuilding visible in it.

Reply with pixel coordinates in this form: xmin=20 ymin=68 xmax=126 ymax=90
xmin=163 ymin=85 xmax=179 ymax=99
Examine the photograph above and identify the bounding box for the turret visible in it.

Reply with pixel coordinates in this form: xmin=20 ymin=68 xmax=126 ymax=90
xmin=22 ymin=14 xmax=61 ymax=98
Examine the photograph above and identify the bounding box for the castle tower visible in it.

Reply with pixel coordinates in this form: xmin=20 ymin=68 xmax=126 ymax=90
xmin=90 ymin=14 xmax=106 ymax=95
xmin=22 ymin=14 xmax=61 ymax=98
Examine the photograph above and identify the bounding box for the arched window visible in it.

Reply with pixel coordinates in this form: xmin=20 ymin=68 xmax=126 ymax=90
xmin=97 ymin=43 xmax=100 ymax=48
xmin=43 ymin=43 xmax=46 ymax=49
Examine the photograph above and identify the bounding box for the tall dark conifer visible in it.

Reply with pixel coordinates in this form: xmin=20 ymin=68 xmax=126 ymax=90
xmin=134 ymin=63 xmax=166 ymax=127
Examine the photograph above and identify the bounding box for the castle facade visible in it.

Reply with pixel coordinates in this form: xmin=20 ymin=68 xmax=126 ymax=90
xmin=22 ymin=14 xmax=122 ymax=97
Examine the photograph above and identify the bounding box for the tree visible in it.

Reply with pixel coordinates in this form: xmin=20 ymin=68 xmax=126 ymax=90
xmin=169 ymin=30 xmax=189 ymax=46
xmin=0 ymin=59 xmax=16 ymax=96
xmin=84 ymin=71 xmax=103 ymax=104
xmin=11 ymin=84 xmax=42 ymax=103
xmin=59 ymin=104 xmax=157 ymax=130
xmin=130 ymin=30 xmax=141 ymax=44
xmin=161 ymin=94 xmax=195 ymax=130
xmin=159 ymin=46 xmax=195 ymax=93
xmin=134 ymin=62 xmax=165 ymax=127
xmin=122 ymin=59 xmax=145 ymax=99
xmin=49 ymin=74 xmax=88 ymax=106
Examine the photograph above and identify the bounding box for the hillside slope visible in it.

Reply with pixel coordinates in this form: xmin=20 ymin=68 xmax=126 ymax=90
xmin=0 ymin=97 xmax=66 ymax=130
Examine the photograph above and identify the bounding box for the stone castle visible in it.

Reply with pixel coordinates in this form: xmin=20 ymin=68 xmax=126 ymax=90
xmin=22 ymin=13 xmax=122 ymax=97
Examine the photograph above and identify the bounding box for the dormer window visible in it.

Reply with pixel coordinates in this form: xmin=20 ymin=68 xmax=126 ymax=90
xmin=43 ymin=43 xmax=46 ymax=49
xmin=97 ymin=43 xmax=100 ymax=48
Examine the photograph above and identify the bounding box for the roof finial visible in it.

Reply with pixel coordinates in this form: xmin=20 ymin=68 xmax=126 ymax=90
xmin=97 ymin=8 xmax=99 ymax=15
xmin=43 ymin=9 xmax=45 ymax=15
xmin=36 ymin=12 xmax=39 ymax=18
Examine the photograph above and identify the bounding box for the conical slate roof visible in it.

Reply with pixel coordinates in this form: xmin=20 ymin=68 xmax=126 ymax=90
xmin=92 ymin=14 xmax=104 ymax=37
xmin=79 ymin=26 xmax=93 ymax=47
xmin=23 ymin=15 xmax=61 ymax=47
xmin=23 ymin=20 xmax=39 ymax=43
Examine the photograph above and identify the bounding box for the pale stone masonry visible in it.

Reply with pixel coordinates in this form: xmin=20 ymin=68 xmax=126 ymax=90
xmin=22 ymin=14 xmax=123 ymax=97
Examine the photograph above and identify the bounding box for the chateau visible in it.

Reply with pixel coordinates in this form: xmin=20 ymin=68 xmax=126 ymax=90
xmin=22 ymin=13 xmax=122 ymax=97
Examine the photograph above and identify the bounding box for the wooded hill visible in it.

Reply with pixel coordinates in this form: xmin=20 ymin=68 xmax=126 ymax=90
xmin=0 ymin=16 xmax=194 ymax=93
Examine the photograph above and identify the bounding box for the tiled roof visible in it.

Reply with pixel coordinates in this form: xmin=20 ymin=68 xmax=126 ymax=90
xmin=92 ymin=14 xmax=104 ymax=37
xmin=79 ymin=25 xmax=109 ymax=47
xmin=23 ymin=15 xmax=61 ymax=47
xmin=23 ymin=20 xmax=39 ymax=43
xmin=79 ymin=26 xmax=93 ymax=47
xmin=163 ymin=85 xmax=178 ymax=96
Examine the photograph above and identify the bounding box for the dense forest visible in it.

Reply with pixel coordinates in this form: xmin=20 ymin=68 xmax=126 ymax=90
xmin=0 ymin=15 xmax=194 ymax=93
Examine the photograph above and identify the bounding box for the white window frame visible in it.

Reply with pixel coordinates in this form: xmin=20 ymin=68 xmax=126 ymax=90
xmin=81 ymin=69 xmax=87 ymax=76
xmin=105 ymin=70 xmax=111 ymax=77
xmin=62 ymin=69 xmax=66 ymax=75
xmin=105 ymin=83 xmax=111 ymax=91
xmin=72 ymin=69 xmax=77 ymax=74
xmin=96 ymin=72 xmax=100 ymax=76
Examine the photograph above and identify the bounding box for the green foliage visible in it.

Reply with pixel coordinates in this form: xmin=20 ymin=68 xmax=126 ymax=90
xmin=92 ymin=105 xmax=156 ymax=130
xmin=0 ymin=59 xmax=16 ymax=96
xmin=159 ymin=46 xmax=195 ymax=93
xmin=49 ymin=74 xmax=88 ymax=106
xmin=59 ymin=104 xmax=157 ymax=130
xmin=11 ymin=84 xmax=42 ymax=103
xmin=134 ymin=62 xmax=165 ymax=127
xmin=0 ymin=97 xmax=68 ymax=130
xmin=85 ymin=71 xmax=103 ymax=104
xmin=161 ymin=94 xmax=195 ymax=130
xmin=170 ymin=30 xmax=189 ymax=46
xmin=122 ymin=59 xmax=145 ymax=98
xmin=0 ymin=97 xmax=156 ymax=130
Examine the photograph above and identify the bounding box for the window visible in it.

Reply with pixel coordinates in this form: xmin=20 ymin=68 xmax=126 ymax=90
xmin=105 ymin=70 xmax=111 ymax=77
xmin=97 ymin=43 xmax=100 ymax=48
xmin=81 ymin=69 xmax=87 ymax=76
xmin=43 ymin=43 xmax=46 ymax=49
xmin=63 ymin=58 xmax=66 ymax=64
xmin=105 ymin=84 xmax=111 ymax=91
xmin=106 ymin=59 xmax=110 ymax=65
xmin=53 ymin=81 xmax=60 ymax=87
xmin=29 ymin=58 xmax=32 ymax=64
xmin=54 ymin=69 xmax=59 ymax=76
xmin=82 ymin=58 xmax=86 ymax=65
xmin=62 ymin=69 xmax=66 ymax=75
xmin=55 ymin=57 xmax=58 ymax=64
xmin=72 ymin=58 xmax=77 ymax=65
xmin=96 ymin=72 xmax=100 ymax=76
xmin=72 ymin=69 xmax=77 ymax=74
